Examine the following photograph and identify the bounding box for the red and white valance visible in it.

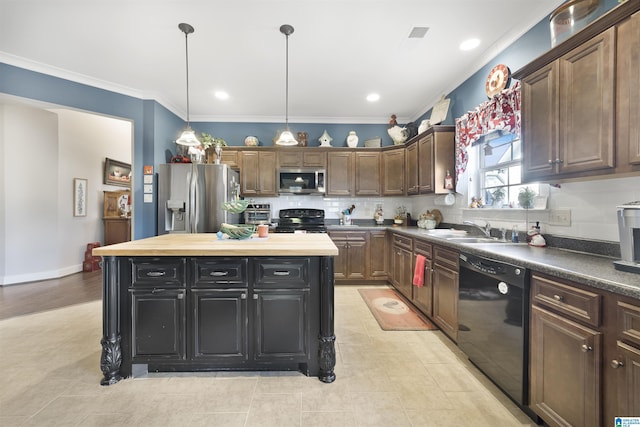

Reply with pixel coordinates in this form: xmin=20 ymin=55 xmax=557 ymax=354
xmin=455 ymin=81 xmax=521 ymax=178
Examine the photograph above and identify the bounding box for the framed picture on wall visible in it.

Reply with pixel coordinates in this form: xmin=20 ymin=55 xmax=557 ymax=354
xmin=104 ymin=158 xmax=131 ymax=187
xmin=73 ymin=178 xmax=88 ymax=217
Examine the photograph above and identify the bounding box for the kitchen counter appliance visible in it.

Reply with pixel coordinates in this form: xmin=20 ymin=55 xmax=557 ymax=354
xmin=458 ymin=252 xmax=538 ymax=422
xmin=275 ymin=208 xmax=327 ymax=233
xmin=614 ymin=201 xmax=640 ymax=274
xmin=278 ymin=169 xmax=325 ymax=195
xmin=244 ymin=203 xmax=271 ymax=225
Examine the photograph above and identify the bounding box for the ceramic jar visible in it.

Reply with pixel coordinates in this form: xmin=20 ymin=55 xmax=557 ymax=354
xmin=346 ymin=131 xmax=358 ymax=148
xmin=244 ymin=136 xmax=259 ymax=146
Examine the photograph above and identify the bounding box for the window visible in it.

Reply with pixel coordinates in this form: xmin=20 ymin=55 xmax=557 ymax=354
xmin=476 ymin=132 xmax=538 ymax=208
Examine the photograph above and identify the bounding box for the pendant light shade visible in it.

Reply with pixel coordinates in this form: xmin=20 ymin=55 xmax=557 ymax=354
xmin=176 ymin=23 xmax=200 ymax=147
xmin=275 ymin=24 xmax=298 ymax=146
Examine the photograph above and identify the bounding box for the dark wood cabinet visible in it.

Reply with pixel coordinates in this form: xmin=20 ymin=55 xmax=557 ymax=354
xmin=382 ymin=147 xmax=405 ymax=196
xmin=412 ymin=238 xmax=433 ymax=317
xmin=354 ymin=151 xmax=380 ymax=196
xmin=616 ymin=10 xmax=640 ymax=171
xmin=368 ymin=230 xmax=388 ymax=280
xmin=406 ymin=143 xmax=418 ymax=195
xmin=326 ymin=151 xmax=354 ymax=196
xmin=278 ymin=149 xmax=326 ymax=168
xmin=103 ymin=218 xmax=131 ymax=245
xmin=329 ymin=231 xmax=368 ymax=281
xmin=390 ymin=232 xmax=413 ymax=300
xmin=530 ymin=305 xmax=602 ymax=427
xmin=611 ymin=299 xmax=640 ymax=419
xmin=432 ymin=245 xmax=458 ymax=341
xmin=240 ymin=151 xmax=277 ymax=196
xmin=405 ymin=126 xmax=455 ymax=195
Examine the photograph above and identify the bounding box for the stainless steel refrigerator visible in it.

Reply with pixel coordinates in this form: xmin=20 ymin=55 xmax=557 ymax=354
xmin=157 ymin=163 xmax=241 ymax=234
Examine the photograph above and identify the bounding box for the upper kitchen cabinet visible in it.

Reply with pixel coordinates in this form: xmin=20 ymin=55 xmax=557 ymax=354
xmin=382 ymin=147 xmax=405 ymax=196
xmin=239 ymin=151 xmax=277 ymax=196
xmin=354 ymin=151 xmax=380 ymax=196
xmin=405 ymin=126 xmax=455 ymax=195
xmin=515 ymin=1 xmax=640 ymax=182
xmin=278 ymin=149 xmax=327 ymax=168
xmin=326 ymin=151 xmax=354 ymax=196
xmin=616 ymin=10 xmax=640 ymax=171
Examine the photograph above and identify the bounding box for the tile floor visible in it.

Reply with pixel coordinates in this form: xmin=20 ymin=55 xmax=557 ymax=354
xmin=0 ymin=285 xmax=538 ymax=426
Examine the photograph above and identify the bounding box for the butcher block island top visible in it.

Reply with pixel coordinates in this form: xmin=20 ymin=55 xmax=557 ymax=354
xmin=93 ymin=232 xmax=339 ymax=257
xmin=95 ymin=232 xmax=338 ymax=386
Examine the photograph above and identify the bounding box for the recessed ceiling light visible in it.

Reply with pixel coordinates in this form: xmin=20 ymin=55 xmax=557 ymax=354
xmin=459 ymin=38 xmax=480 ymax=51
xmin=214 ymin=91 xmax=229 ymax=100
xmin=366 ymin=93 xmax=380 ymax=102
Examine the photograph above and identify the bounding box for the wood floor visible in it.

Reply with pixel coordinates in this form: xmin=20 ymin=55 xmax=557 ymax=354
xmin=0 ymin=271 xmax=102 ymax=320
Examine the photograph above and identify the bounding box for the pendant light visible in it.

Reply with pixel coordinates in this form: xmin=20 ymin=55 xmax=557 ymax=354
xmin=176 ymin=23 xmax=200 ymax=147
xmin=275 ymin=24 xmax=298 ymax=146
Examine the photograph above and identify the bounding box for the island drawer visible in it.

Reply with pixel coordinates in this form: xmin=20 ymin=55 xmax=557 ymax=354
xmin=531 ymin=273 xmax=601 ymax=328
xmin=254 ymin=258 xmax=310 ymax=288
xmin=191 ymin=258 xmax=248 ymax=287
xmin=130 ymin=257 xmax=186 ymax=288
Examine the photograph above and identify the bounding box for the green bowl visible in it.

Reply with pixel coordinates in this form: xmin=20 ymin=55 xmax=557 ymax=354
xmin=222 ymin=200 xmax=249 ymax=214
xmin=220 ymin=223 xmax=256 ymax=239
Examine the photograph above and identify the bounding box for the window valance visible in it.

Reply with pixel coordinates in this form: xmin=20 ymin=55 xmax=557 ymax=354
xmin=455 ymin=81 xmax=521 ymax=178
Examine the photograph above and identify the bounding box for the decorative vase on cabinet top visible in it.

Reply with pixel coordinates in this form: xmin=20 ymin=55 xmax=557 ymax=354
xmin=244 ymin=136 xmax=259 ymax=146
xmin=346 ymin=131 xmax=359 ymax=148
xmin=319 ymin=129 xmax=333 ymax=147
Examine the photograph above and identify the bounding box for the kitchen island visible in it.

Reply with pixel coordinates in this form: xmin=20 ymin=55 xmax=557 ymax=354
xmin=93 ymin=233 xmax=339 ymax=385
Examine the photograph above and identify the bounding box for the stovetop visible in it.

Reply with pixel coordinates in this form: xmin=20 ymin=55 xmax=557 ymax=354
xmin=276 ymin=208 xmax=326 ymax=233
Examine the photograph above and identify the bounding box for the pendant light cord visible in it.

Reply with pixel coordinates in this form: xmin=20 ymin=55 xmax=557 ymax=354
xmin=284 ymin=31 xmax=289 ymax=128
xmin=184 ymin=30 xmax=191 ymax=127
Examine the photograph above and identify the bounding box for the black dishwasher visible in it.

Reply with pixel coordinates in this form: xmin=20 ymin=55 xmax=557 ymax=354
xmin=458 ymin=252 xmax=536 ymax=420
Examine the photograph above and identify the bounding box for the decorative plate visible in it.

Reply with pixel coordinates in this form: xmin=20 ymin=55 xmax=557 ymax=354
xmin=485 ymin=64 xmax=511 ymax=98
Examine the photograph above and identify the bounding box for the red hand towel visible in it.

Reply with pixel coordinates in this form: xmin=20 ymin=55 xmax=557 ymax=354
xmin=413 ymin=254 xmax=426 ymax=287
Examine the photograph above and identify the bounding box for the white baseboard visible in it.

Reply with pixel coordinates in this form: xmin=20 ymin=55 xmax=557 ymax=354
xmin=0 ymin=264 xmax=83 ymax=286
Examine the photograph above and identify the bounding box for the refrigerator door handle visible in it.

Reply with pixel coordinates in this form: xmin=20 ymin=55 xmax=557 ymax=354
xmin=188 ymin=165 xmax=198 ymax=233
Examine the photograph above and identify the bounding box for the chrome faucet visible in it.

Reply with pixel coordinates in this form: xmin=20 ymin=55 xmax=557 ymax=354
xmin=463 ymin=220 xmax=492 ymax=238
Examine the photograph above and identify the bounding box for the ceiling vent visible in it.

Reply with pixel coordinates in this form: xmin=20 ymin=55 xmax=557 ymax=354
xmin=408 ymin=27 xmax=429 ymax=38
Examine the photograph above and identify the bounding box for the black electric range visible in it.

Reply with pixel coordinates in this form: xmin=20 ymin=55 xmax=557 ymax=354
xmin=275 ymin=208 xmax=327 ymax=233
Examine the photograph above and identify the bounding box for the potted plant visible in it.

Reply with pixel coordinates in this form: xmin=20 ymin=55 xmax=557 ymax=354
xmin=518 ymin=187 xmax=536 ymax=209
xmin=201 ymin=133 xmax=227 ymax=163
xmin=491 ymin=187 xmax=506 ymax=207
xmin=394 ymin=205 xmax=407 ymax=225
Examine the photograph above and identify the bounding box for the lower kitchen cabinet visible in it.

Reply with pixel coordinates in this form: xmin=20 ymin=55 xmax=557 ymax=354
xmin=432 ymin=245 xmax=458 ymax=341
xmin=390 ymin=232 xmax=413 ymax=300
xmin=368 ymin=230 xmax=388 ymax=280
xmin=412 ymin=238 xmax=433 ymax=317
xmin=329 ymin=230 xmax=372 ymax=281
xmin=611 ymin=299 xmax=640 ymax=419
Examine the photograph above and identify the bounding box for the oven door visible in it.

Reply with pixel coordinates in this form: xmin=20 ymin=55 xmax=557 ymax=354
xmin=245 ymin=209 xmax=271 ymax=225
xmin=278 ymin=169 xmax=325 ymax=194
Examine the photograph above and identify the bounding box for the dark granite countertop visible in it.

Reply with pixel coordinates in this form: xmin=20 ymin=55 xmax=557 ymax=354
xmin=326 ymin=223 xmax=640 ymax=299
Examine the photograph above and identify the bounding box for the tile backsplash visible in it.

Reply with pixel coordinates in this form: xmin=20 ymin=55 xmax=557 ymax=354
xmin=249 ymin=175 xmax=639 ymax=242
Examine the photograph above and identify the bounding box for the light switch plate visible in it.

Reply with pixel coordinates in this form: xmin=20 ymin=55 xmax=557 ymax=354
xmin=549 ymin=209 xmax=571 ymax=226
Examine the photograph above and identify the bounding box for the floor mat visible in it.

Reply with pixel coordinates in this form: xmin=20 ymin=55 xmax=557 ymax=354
xmin=358 ymin=288 xmax=438 ymax=331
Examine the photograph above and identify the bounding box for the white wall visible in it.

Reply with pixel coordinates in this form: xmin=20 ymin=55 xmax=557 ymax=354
xmin=0 ymin=103 xmax=131 ymax=285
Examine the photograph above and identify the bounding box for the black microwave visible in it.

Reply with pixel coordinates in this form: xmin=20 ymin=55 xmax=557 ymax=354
xmin=278 ymin=168 xmax=325 ymax=195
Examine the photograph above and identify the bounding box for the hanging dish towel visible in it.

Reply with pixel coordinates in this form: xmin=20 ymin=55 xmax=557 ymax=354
xmin=413 ymin=254 xmax=426 ymax=287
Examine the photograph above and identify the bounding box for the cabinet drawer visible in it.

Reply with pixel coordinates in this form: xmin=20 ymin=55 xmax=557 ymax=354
xmin=434 ymin=246 xmax=458 ymax=270
xmin=392 ymin=233 xmax=413 ymax=250
xmin=130 ymin=258 xmax=186 ymax=288
xmin=531 ymin=274 xmax=601 ymax=328
xmin=192 ymin=258 xmax=248 ymax=287
xmin=414 ymin=238 xmax=432 ymax=258
xmin=618 ymin=300 xmax=640 ymax=348
xmin=254 ymin=258 xmax=310 ymax=288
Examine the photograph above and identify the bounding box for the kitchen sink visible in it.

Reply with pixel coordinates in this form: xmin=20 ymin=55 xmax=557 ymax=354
xmin=445 ymin=237 xmax=502 ymax=243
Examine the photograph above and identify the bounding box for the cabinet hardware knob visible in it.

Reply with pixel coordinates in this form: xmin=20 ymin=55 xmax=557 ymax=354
xmin=553 ymin=294 xmax=564 ymax=302
xmin=548 ymin=159 xmax=554 ymax=164
xmin=253 ymin=294 xmax=258 ymax=300
xmin=147 ymin=271 xmax=166 ymax=277
xmin=177 ymin=292 xmax=184 ymax=300
xmin=581 ymin=344 xmax=592 ymax=352
xmin=557 ymin=159 xmax=564 ymax=164
xmin=611 ymin=359 xmax=624 ymax=369
xmin=241 ymin=293 xmax=247 ymax=300
xmin=211 ymin=271 xmax=229 ymax=277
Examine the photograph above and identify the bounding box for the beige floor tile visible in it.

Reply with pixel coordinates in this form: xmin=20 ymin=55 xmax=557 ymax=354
xmin=301 ymin=410 xmax=357 ymax=426
xmin=187 ymin=412 xmax=248 ymax=426
xmin=353 ymin=407 xmax=412 ymax=427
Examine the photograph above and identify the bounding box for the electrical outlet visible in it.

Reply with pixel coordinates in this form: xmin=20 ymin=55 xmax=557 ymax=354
xmin=549 ymin=209 xmax=571 ymax=226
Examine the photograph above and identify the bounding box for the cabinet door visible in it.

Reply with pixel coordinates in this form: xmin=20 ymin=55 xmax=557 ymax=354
xmin=617 ymin=11 xmax=640 ymax=167
xmin=302 ymin=151 xmax=327 ymax=168
xmin=369 ymin=230 xmax=388 ymax=279
xmin=392 ymin=245 xmax=413 ymax=300
xmin=559 ymin=27 xmax=615 ymax=175
xmin=406 ymin=143 xmax=419 ymax=195
xmin=432 ymin=265 xmax=458 ymax=341
xmin=254 ymin=289 xmax=309 ymax=359
xmin=104 ymin=218 xmax=131 ymax=245
xmin=614 ymin=341 xmax=640 ymax=417
xmin=241 ymin=151 xmax=277 ymax=196
xmin=412 ymin=258 xmax=432 ymax=317
xmin=382 ymin=148 xmax=405 ymax=196
xmin=328 ymin=232 xmax=349 ymax=280
xmin=131 ymin=289 xmax=186 ymax=360
xmin=530 ymin=305 xmax=601 ymax=427
xmin=417 ymin=134 xmax=434 ymax=193
xmin=258 ymin=151 xmax=277 ymax=195
xmin=522 ymin=61 xmax=559 ymax=182
xmin=278 ymin=150 xmax=302 ymax=168
xmin=355 ymin=151 xmax=380 ymax=196
xmin=326 ymin=152 xmax=354 ymax=196
xmin=347 ymin=238 xmax=367 ymax=280
xmin=191 ymin=289 xmax=248 ymax=361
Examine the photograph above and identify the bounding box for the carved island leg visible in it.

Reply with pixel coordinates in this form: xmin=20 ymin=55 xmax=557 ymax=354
xmin=100 ymin=256 xmax=122 ymax=385
xmin=318 ymin=256 xmax=336 ymax=383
